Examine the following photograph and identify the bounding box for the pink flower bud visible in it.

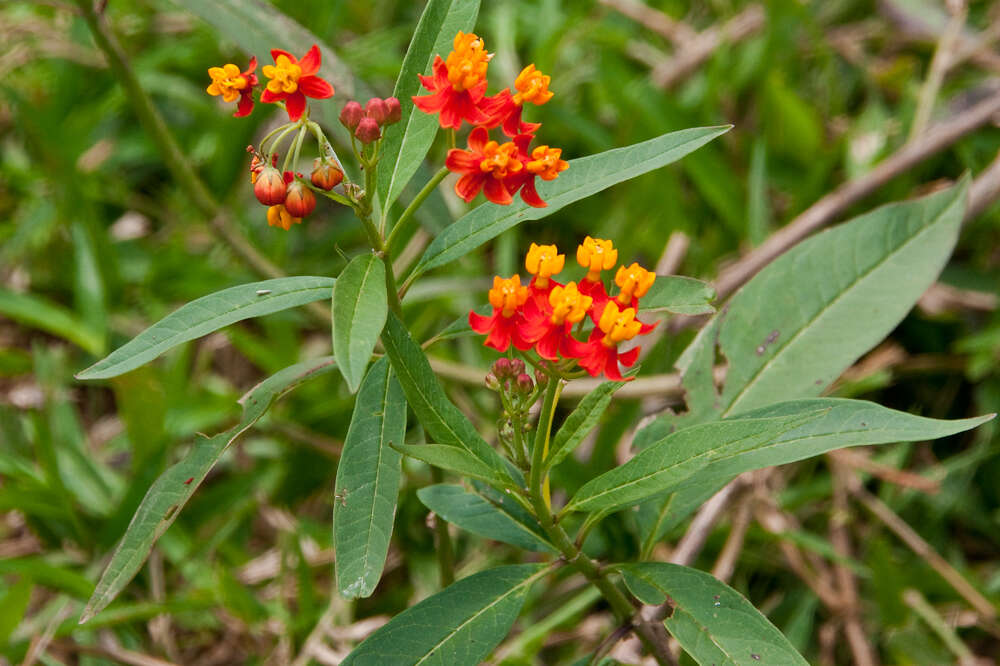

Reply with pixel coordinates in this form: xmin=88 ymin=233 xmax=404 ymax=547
xmin=385 ymin=97 xmax=401 ymax=124
xmin=365 ymin=97 xmax=389 ymax=125
xmin=534 ymin=368 xmax=549 ymax=386
xmin=509 ymin=358 xmax=526 ymax=376
xmin=339 ymin=101 xmax=364 ymax=131
xmin=492 ymin=358 xmax=513 ymax=378
xmin=284 ymin=179 xmax=316 ymax=218
xmin=253 ymin=165 xmax=287 ymax=206
xmin=515 ymin=373 xmax=533 ymax=394
xmin=355 ymin=117 xmax=381 ymax=144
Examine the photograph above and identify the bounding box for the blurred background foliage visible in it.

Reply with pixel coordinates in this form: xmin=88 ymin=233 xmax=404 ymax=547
xmin=1 ymin=0 xmax=999 ymax=664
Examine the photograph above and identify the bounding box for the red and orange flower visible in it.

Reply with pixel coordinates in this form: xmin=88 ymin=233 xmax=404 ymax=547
xmin=446 ymin=127 xmax=524 ymax=205
xmin=207 ymin=57 xmax=258 ymax=117
xmin=261 ymin=45 xmax=334 ymax=122
xmin=413 ymin=32 xmax=493 ymax=129
xmin=481 ymin=64 xmax=553 ymax=137
xmin=470 ymin=239 xmax=657 ymax=380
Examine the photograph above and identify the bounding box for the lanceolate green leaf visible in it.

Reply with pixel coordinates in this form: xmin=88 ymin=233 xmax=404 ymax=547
xmin=81 ymin=356 xmax=338 ymax=623
xmin=721 ymin=177 xmax=968 ymax=417
xmin=639 ymin=276 xmax=716 ymax=316
xmin=342 ymin=564 xmax=547 ymax=665
xmin=334 ymin=358 xmax=406 ymax=599
xmin=333 ymin=255 xmax=387 ymax=392
xmin=381 ymin=313 xmax=513 ymax=480
xmin=77 ymin=277 xmax=335 ymax=380
xmin=638 ymin=398 xmax=994 ymax=551
xmin=377 ymin=0 xmax=480 ymax=214
xmin=410 ymin=126 xmax=731 ymax=278
xmin=545 ymin=381 xmax=625 ymax=472
xmin=417 ymin=484 xmax=554 ymax=552
xmin=620 ymin=563 xmax=808 ymax=665
xmin=564 ymin=412 xmax=820 ymax=514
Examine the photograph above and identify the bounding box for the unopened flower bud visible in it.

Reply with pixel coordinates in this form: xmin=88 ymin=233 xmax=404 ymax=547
xmin=284 ymin=179 xmax=316 ymax=218
xmin=355 ymin=117 xmax=381 ymax=144
xmin=339 ymin=101 xmax=364 ymax=131
xmin=385 ymin=97 xmax=401 ymax=124
xmin=509 ymin=358 xmax=526 ymax=376
xmin=254 ymin=165 xmax=287 ymax=206
xmin=365 ymin=97 xmax=389 ymax=125
xmin=311 ymin=158 xmax=344 ymax=191
xmin=492 ymin=357 xmax=513 ymax=378
xmin=515 ymin=373 xmax=533 ymax=394
xmin=534 ymin=368 xmax=549 ymax=386
xmin=485 ymin=372 xmax=499 ymax=390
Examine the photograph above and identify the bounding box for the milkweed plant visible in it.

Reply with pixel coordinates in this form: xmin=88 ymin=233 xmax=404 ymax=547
xmin=76 ymin=5 xmax=994 ymax=665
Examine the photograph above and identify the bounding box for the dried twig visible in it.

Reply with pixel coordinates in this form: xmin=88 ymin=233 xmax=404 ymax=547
xmin=829 ymin=463 xmax=879 ymax=666
xmin=649 ymin=6 xmax=766 ymax=90
xmin=828 ymin=448 xmax=940 ymax=494
xmin=599 ymin=0 xmax=697 ymax=45
xmin=710 ymin=498 xmax=752 ymax=582
xmin=909 ymin=2 xmax=968 ymax=141
xmin=903 ymin=588 xmax=983 ymax=666
xmin=852 ymin=484 xmax=996 ymax=619
xmin=714 ymin=89 xmax=1000 ymax=301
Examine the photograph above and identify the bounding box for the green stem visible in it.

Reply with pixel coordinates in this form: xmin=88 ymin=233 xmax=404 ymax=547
xmin=430 ymin=466 xmax=455 ymax=588
xmin=267 ymin=124 xmax=299 ymax=162
xmin=258 ymin=122 xmax=293 ymax=156
xmin=385 ymin=166 xmax=450 ymax=251
xmin=282 ymin=125 xmax=307 ymax=175
xmin=526 ymin=382 xmax=674 ymax=665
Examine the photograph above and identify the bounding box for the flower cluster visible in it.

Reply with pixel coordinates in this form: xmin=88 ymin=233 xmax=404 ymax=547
xmin=207 ymin=45 xmax=334 ymax=121
xmin=470 ymin=238 xmax=658 ymax=381
xmin=413 ymin=32 xmax=568 ymax=207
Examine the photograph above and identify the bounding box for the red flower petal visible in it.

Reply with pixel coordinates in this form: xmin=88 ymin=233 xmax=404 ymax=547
xmin=285 ymin=91 xmax=306 ymax=121
xmin=618 ymin=347 xmax=640 ymax=367
xmin=413 ymin=89 xmax=447 ymax=113
xmin=299 ymin=44 xmax=322 ymax=76
xmin=445 ymin=149 xmax=480 ymax=173
xmin=518 ymin=177 xmax=547 ymax=208
xmin=270 ymin=48 xmax=296 ymax=64
xmin=261 ymin=88 xmax=287 ymax=104
xmin=246 ymin=56 xmax=257 ymax=73
xmin=234 ymin=92 xmax=254 ymax=117
xmin=469 ymin=309 xmax=497 ymax=334
xmin=484 ymin=177 xmax=513 ymax=205
xmin=455 ymin=173 xmax=484 ymax=202
xmin=467 ymin=126 xmax=489 ymax=153
xmin=299 ymin=75 xmax=334 ymax=99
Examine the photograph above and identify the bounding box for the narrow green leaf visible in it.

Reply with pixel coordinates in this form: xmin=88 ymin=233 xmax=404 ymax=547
xmin=411 ymin=126 xmax=731 ymax=278
xmin=676 ymin=398 xmax=994 ymax=493
xmin=333 ymin=255 xmax=387 ymax=392
xmin=545 ymin=381 xmax=625 ymax=471
xmin=377 ymin=0 xmax=480 ymax=213
xmin=564 ymin=412 xmax=820 ymax=514
xmin=80 ymin=356 xmax=337 ymax=624
xmin=394 ymin=444 xmax=512 ymax=489
xmin=381 ymin=312 xmax=515 ymax=481
xmin=417 ymin=484 xmax=554 ymax=552
xmin=334 ymin=358 xmax=406 ymax=599
xmin=76 ymin=277 xmax=335 ymax=380
xmin=639 ymin=276 xmax=716 ymax=316
xmin=620 ymin=562 xmax=808 ymax=665
xmin=0 ymin=289 xmax=104 ymax=356
xmin=720 ymin=177 xmax=969 ymax=416
xmin=342 ymin=564 xmax=547 ymax=665
xmin=0 ymin=579 xmax=33 ymax=644
xmin=639 ymin=398 xmax=994 ymax=550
